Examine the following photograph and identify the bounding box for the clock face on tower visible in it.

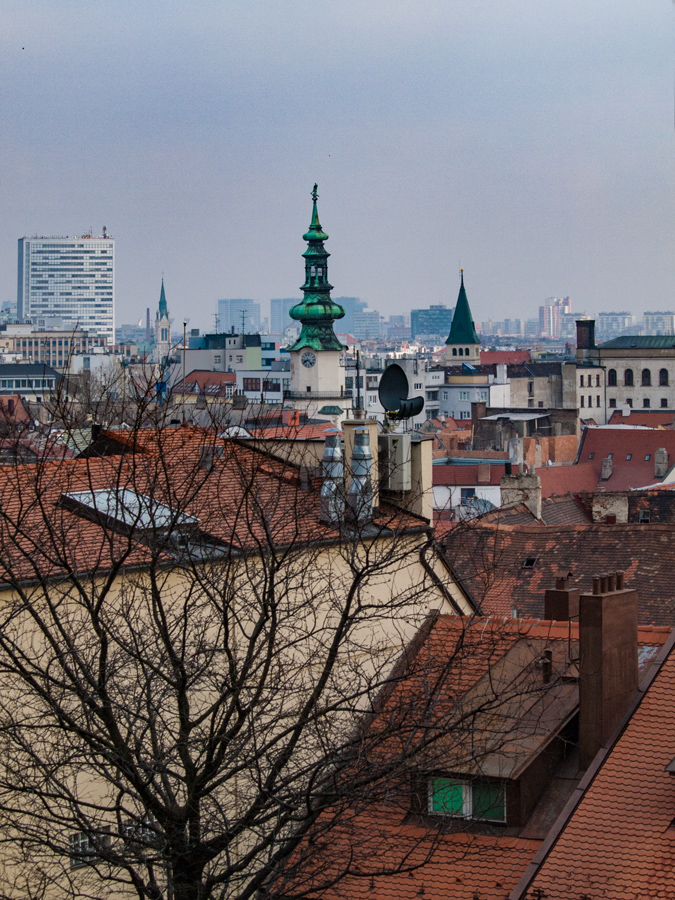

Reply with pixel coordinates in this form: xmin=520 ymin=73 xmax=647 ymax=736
xmin=301 ymin=351 xmax=317 ymax=368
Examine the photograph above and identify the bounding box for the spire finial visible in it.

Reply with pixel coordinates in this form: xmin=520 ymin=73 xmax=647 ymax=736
xmin=312 ymin=183 xmax=318 ymax=202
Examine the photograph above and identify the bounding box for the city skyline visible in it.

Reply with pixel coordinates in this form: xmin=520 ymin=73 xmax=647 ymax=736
xmin=2 ymin=0 xmax=673 ymax=333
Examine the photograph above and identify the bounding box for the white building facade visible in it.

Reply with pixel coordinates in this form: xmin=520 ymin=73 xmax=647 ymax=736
xmin=17 ymin=233 xmax=115 ymax=345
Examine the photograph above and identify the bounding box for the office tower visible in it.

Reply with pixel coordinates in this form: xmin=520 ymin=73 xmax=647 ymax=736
xmin=410 ymin=304 xmax=454 ymax=340
xmin=17 ymin=231 xmax=115 ymax=344
xmin=333 ymin=296 xmax=366 ymax=335
xmin=270 ymin=298 xmax=299 ymax=335
xmin=217 ymin=299 xmax=261 ymax=333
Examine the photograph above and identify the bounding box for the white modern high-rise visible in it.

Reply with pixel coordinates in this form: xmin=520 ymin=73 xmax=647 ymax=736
xmin=216 ymin=299 xmax=261 ymax=334
xmin=17 ymin=231 xmax=115 ymax=344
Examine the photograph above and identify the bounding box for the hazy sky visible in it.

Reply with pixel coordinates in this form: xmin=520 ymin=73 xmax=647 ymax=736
xmin=1 ymin=0 xmax=673 ymax=332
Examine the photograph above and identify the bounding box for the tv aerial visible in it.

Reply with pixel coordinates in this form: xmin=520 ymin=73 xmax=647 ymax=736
xmin=377 ymin=364 xmax=424 ymax=426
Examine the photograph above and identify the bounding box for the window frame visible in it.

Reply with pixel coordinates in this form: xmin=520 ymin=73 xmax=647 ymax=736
xmin=428 ymin=777 xmax=506 ymax=823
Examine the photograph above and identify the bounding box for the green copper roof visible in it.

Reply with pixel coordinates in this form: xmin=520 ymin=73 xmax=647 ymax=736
xmin=600 ymin=335 xmax=675 ymax=349
xmin=446 ymin=271 xmax=480 ymax=346
xmin=159 ymin=279 xmax=168 ymax=319
xmin=288 ymin=185 xmax=345 ymax=353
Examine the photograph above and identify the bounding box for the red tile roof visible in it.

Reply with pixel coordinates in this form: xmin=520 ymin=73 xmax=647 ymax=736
xmin=480 ymin=350 xmax=531 ymax=366
xmin=440 ymin=521 xmax=675 ymax=625
xmin=608 ymin=409 xmax=675 ymax=427
xmin=513 ymin=631 xmax=675 ymax=900
xmin=537 ymin=426 xmax=675 ymax=496
xmin=433 ymin=463 xmax=506 ymax=486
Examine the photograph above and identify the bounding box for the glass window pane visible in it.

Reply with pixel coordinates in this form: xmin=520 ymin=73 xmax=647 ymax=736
xmin=431 ymin=778 xmax=464 ymax=815
xmin=473 ymin=783 xmax=506 ymax=821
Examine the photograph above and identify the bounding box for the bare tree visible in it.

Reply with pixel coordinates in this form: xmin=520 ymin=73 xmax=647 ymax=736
xmin=0 ymin=379 xmax=475 ymax=900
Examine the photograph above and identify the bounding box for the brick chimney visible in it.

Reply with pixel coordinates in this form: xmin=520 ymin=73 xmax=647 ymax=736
xmin=578 ymin=572 xmax=638 ymax=770
xmin=576 ymin=319 xmax=596 ymax=351
xmin=544 ymin=575 xmax=579 ymax=620
xmin=655 ymin=447 xmax=669 ymax=479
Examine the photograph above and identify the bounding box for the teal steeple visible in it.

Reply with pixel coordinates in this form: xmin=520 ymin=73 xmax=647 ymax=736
xmin=288 ymin=185 xmax=345 ymax=352
xmin=159 ymin=278 xmax=168 ymax=319
xmin=446 ymin=270 xmax=480 ymax=345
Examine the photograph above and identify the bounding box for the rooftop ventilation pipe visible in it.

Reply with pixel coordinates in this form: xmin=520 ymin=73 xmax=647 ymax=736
xmin=319 ymin=431 xmax=343 ymax=527
xmin=347 ymin=427 xmax=373 ymax=526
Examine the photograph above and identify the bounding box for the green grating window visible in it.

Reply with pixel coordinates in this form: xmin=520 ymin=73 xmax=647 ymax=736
xmin=473 ymin=782 xmax=506 ymax=822
xmin=430 ymin=778 xmax=465 ymax=815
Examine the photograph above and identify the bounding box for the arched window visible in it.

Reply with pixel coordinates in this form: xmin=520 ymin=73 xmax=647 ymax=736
xmin=624 ymin=369 xmax=634 ymax=387
xmin=608 ymin=369 xmax=617 ymax=386
xmin=459 ymin=348 xmax=464 ymax=356
xmin=452 ymin=348 xmax=457 ymax=356
xmin=642 ymin=369 xmax=651 ymax=387
xmin=660 ymin=368 xmax=669 ymax=386
xmin=465 ymin=348 xmax=470 ymax=356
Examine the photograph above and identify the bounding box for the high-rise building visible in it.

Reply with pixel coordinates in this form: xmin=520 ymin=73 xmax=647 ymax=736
xmin=539 ymin=297 xmax=571 ymax=338
xmin=410 ymin=304 xmax=454 ymax=340
xmin=217 ymin=299 xmax=261 ymax=334
xmin=596 ymin=312 xmax=637 ymax=343
xmin=17 ymin=231 xmax=115 ymax=344
xmin=333 ymin=297 xmax=366 ymax=335
xmin=643 ymin=311 xmax=675 ymax=336
xmin=270 ymin=298 xmax=299 ymax=335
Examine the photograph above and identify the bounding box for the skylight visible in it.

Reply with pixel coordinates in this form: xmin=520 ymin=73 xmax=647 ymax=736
xmin=60 ymin=489 xmax=198 ymax=532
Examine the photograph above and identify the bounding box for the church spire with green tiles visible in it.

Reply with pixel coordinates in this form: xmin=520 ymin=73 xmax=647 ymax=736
xmin=445 ymin=270 xmax=481 ymax=365
xmin=288 ymin=185 xmax=345 ymax=353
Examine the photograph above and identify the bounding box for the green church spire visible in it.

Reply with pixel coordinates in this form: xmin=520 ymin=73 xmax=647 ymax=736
xmin=446 ymin=270 xmax=479 ymax=345
xmin=159 ymin=278 xmax=168 ymax=319
xmin=288 ymin=185 xmax=345 ymax=353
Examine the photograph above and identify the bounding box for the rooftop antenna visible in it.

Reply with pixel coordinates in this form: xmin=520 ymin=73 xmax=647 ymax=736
xmin=241 ymin=309 xmax=247 ymax=335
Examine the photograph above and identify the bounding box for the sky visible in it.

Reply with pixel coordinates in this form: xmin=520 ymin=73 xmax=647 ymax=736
xmin=1 ymin=0 xmax=674 ymax=333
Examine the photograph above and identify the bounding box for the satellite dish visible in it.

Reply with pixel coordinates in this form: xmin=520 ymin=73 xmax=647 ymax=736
xmin=377 ymin=363 xmax=425 ymax=420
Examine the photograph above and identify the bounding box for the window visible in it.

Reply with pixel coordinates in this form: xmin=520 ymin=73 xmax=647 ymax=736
xmin=588 ymin=452 xmax=595 ymax=460
xmin=528 ymin=381 xmax=534 ymax=395
xmin=452 ymin=348 xmax=457 ymax=356
xmin=662 ymin=399 xmax=668 ymax=408
xmin=459 ymin=411 xmax=471 ymax=419
xmin=528 ymin=398 xmax=534 ymax=408
xmin=608 ymin=453 xmax=613 ymax=459
xmin=69 ymin=830 xmax=111 ymax=869
xmin=538 ymin=401 xmax=544 ymax=408
xmin=459 ymin=391 xmax=470 ymax=401
xmin=639 ymin=510 xmax=651 ymax=524
xmin=460 ymin=488 xmax=475 ymax=506
xmin=642 ymin=369 xmax=651 ymax=387
xmin=522 ymin=557 xmax=537 ymax=569
xmin=579 ymin=375 xmax=584 ymax=387
xmin=645 ymin=454 xmax=651 ymax=461
xmin=624 ymin=369 xmax=634 ymax=387
xmin=580 ymin=396 xmax=584 ymax=407
xmin=626 ymin=454 xmax=632 ymax=460
xmin=596 ymin=374 xmax=601 ymax=387
xmin=660 ymin=369 xmax=669 ymax=387
xmin=643 ymin=398 xmax=651 ymax=408
xmin=242 ymin=378 xmax=260 ymax=392
xmin=442 ymin=391 xmax=448 ymax=400
xmin=627 ymin=399 xmax=633 ymax=407
xmin=429 ymin=778 xmax=505 ymax=822
xmin=459 ymin=348 xmax=464 ymax=356
xmin=596 ymin=396 xmax=601 ymax=407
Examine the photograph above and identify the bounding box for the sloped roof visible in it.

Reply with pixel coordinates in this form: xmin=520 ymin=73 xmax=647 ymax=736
xmin=600 ymin=334 xmax=675 ymax=349
xmin=433 ymin=464 xmax=506 ymax=486
xmin=480 ymin=350 xmax=531 ymax=366
xmin=440 ymin=521 xmax=675 ymax=625
xmin=514 ymin=630 xmax=675 ymax=900
xmin=608 ymin=409 xmax=675 ymax=427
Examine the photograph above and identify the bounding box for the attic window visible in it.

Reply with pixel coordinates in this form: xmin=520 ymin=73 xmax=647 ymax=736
xmin=522 ymin=557 xmax=538 ymax=569
xmin=588 ymin=452 xmax=595 ymax=460
xmin=639 ymin=510 xmax=651 ymax=524
xmin=626 ymin=453 xmax=632 ymax=461
xmin=60 ymin=490 xmax=199 ymax=534
xmin=645 ymin=454 xmax=651 ymax=461
xmin=429 ymin=778 xmax=505 ymax=823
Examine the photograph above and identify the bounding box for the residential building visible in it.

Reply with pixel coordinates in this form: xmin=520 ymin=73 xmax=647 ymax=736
xmin=351 ymin=309 xmax=380 ymax=341
xmin=17 ymin=231 xmax=115 ymax=344
xmin=216 ymin=298 xmax=261 ymax=334
xmin=184 ymin=332 xmax=262 ymax=374
xmin=0 ymin=323 xmax=109 ymax=371
xmin=0 ymin=363 xmax=59 ymax=402
xmin=596 ymin=311 xmax=637 ymax=342
xmin=270 ymin=298 xmax=298 ymax=336
xmin=643 ymin=310 xmax=675 ymax=335
xmin=538 ymin=297 xmax=571 ymax=339
xmin=411 ymin=304 xmax=454 ymax=341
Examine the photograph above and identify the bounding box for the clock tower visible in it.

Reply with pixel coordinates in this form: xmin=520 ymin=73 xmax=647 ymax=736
xmin=288 ymin=186 xmax=346 ymax=399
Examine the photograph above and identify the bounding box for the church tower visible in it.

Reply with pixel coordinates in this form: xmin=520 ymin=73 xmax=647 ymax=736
xmin=154 ymin=278 xmax=171 ymax=364
xmin=288 ymin=186 xmax=346 ymax=398
xmin=445 ymin=270 xmax=480 ymax=365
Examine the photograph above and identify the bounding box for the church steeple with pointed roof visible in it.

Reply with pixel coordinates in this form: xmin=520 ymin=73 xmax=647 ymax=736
xmin=154 ymin=277 xmax=171 ymax=364
xmin=288 ymin=185 xmax=345 ymax=353
xmin=445 ymin=270 xmax=481 ymax=364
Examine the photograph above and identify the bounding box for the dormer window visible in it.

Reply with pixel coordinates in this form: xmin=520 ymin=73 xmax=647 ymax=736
xmin=429 ymin=778 xmax=506 ymax=823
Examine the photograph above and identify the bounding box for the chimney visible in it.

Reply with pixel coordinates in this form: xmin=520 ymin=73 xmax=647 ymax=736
xmin=477 ymin=462 xmax=491 ymax=484
xmin=500 ymin=472 xmax=542 ymax=520
xmin=655 ymin=447 xmax=668 ymax=478
xmin=320 ymin=431 xmax=344 ymax=526
xmin=91 ymin=423 xmax=102 ymax=442
xmin=7 ymin=398 xmax=14 ymax=416
xmin=347 ymin=427 xmax=373 ymax=526
xmin=576 ymin=319 xmax=596 ymax=351
xmin=544 ymin=574 xmax=579 ymax=620
xmin=621 ymin=403 xmax=631 ymax=418
xmin=579 ymin=571 xmax=638 ymax=770
xmin=600 ymin=457 xmax=612 ymax=480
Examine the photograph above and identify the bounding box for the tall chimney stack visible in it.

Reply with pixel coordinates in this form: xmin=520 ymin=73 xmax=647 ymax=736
xmin=319 ymin=431 xmax=344 ymax=527
xmin=655 ymin=447 xmax=668 ymax=479
xmin=347 ymin=427 xmax=373 ymax=526
xmin=578 ymin=571 xmax=638 ymax=770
